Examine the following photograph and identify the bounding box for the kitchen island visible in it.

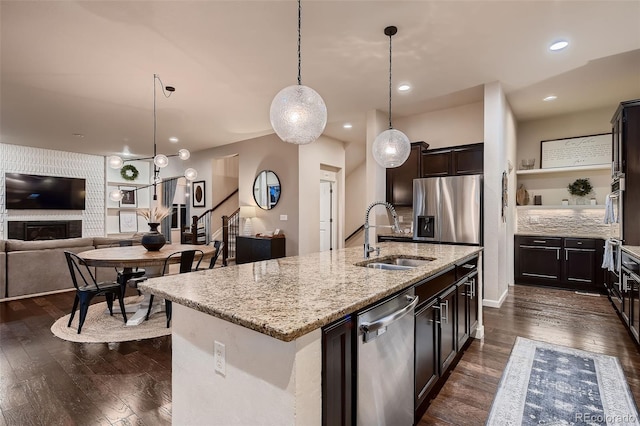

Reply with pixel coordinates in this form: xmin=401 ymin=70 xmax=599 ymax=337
xmin=139 ymin=242 xmax=483 ymax=425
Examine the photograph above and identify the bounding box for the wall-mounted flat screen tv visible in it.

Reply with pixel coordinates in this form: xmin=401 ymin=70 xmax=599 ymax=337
xmin=4 ymin=173 xmax=86 ymax=210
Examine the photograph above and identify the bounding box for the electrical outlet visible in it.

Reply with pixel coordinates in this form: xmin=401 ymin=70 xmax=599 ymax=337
xmin=280 ymin=214 xmax=288 ymax=221
xmin=214 ymin=341 xmax=226 ymax=376
xmin=398 ymin=215 xmax=404 ymax=222
xmin=529 ymin=215 xmax=540 ymax=224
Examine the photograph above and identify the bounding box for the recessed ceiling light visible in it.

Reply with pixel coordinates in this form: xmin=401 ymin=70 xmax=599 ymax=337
xmin=343 ymin=123 xmax=353 ymax=129
xmin=549 ymin=40 xmax=569 ymax=51
xmin=72 ymin=133 xmax=84 ymax=138
xmin=169 ymin=137 xmax=179 ymax=143
xmin=543 ymin=95 xmax=557 ymax=102
xmin=398 ymin=84 xmax=411 ymax=92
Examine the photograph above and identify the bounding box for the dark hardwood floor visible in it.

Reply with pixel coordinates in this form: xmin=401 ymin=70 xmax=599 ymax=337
xmin=420 ymin=285 xmax=640 ymax=425
xmin=1 ymin=285 xmax=639 ymax=425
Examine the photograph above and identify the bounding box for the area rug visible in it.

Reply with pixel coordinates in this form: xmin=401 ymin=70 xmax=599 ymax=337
xmin=487 ymin=337 xmax=639 ymax=425
xmin=51 ymin=296 xmax=171 ymax=343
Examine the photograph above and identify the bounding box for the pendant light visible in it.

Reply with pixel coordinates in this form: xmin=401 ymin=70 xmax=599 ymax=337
xmin=372 ymin=26 xmax=411 ymax=168
xmin=109 ymin=74 xmax=197 ymax=202
xmin=270 ymin=0 xmax=327 ymax=145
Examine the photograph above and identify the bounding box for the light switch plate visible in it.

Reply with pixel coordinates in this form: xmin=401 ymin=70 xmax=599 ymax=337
xmin=280 ymin=215 xmax=288 ymax=221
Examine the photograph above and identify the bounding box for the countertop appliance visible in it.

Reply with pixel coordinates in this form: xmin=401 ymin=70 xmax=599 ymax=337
xmin=357 ymin=287 xmax=418 ymax=426
xmin=413 ymin=175 xmax=482 ymax=245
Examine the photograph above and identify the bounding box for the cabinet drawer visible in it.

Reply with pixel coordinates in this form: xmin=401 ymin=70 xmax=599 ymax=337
xmin=564 ymin=238 xmax=596 ymax=249
xmin=415 ymin=268 xmax=456 ymax=307
xmin=455 ymin=256 xmax=478 ymax=280
xmin=518 ymin=236 xmax=561 ymax=247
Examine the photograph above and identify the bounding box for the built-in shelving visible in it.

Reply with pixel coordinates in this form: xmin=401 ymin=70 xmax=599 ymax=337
xmin=516 ymin=164 xmax=609 ymax=175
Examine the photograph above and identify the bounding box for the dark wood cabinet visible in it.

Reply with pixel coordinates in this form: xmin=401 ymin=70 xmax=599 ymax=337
xmin=322 ymin=316 xmax=354 ymax=426
xmin=438 ymin=286 xmax=457 ymax=374
xmin=386 ymin=141 xmax=428 ymax=206
xmin=515 ymin=236 xmax=604 ymax=292
xmin=421 ymin=143 xmax=483 ymax=178
xmin=236 ymin=236 xmax=286 ymax=264
xmin=452 ymin=144 xmax=484 ymax=175
xmin=414 ymin=299 xmax=439 ymax=412
xmin=612 ymin=100 xmax=640 ymax=245
xmin=421 ymin=150 xmax=451 ymax=178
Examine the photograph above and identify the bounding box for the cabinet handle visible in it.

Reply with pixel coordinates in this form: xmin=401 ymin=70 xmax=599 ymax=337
xmin=440 ymin=300 xmax=449 ymax=324
xmin=466 ymin=278 xmax=476 ymax=298
xmin=461 ymin=264 xmax=475 ymax=270
xmin=565 ymin=248 xmax=568 ymax=261
xmin=533 ymin=240 xmax=547 ymax=244
xmin=556 ymin=248 xmax=560 ymax=261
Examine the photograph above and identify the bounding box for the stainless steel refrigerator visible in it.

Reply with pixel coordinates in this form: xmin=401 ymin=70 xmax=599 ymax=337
xmin=413 ymin=175 xmax=482 ymax=245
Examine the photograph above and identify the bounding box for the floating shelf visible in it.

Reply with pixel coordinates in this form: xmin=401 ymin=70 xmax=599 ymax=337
xmin=516 ymin=205 xmax=605 ymax=210
xmin=516 ymin=164 xmax=609 ymax=175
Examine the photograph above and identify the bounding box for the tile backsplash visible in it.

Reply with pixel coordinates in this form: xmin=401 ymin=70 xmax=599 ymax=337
xmin=516 ymin=207 xmax=619 ymax=239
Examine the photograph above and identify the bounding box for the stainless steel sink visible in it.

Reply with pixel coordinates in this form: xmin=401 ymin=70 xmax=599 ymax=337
xmin=357 ymin=255 xmax=435 ymax=270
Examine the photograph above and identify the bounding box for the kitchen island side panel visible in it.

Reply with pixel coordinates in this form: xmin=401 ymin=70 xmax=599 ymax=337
xmin=172 ymin=304 xmax=322 ymax=425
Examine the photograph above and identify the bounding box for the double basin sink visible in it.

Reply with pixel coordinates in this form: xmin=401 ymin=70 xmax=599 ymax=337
xmin=356 ymin=255 xmax=435 ymax=271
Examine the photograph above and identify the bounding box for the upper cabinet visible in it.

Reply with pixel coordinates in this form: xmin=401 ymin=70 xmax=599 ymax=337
xmin=386 ymin=142 xmax=483 ymax=206
xmin=386 ymin=142 xmax=429 ymax=206
xmin=422 ymin=143 xmax=484 ymax=178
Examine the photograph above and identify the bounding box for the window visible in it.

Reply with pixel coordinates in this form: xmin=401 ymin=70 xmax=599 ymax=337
xmin=171 ymin=204 xmax=187 ymax=230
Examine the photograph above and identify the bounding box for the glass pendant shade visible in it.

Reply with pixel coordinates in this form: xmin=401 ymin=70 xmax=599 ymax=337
xmin=154 ymin=154 xmax=169 ymax=168
xmin=373 ymin=128 xmax=411 ymax=168
xmin=184 ymin=168 xmax=198 ymax=181
xmin=109 ymin=189 xmax=123 ymax=202
xmin=108 ymin=155 xmax=124 ymax=169
xmin=178 ymin=149 xmax=190 ymax=160
xmin=270 ymin=84 xmax=327 ymax=145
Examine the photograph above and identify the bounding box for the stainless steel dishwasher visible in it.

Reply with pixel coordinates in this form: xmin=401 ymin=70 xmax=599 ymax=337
xmin=357 ymin=287 xmax=418 ymax=425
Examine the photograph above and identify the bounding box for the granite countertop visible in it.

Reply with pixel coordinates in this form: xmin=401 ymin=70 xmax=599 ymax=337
xmin=622 ymin=246 xmax=640 ymax=259
xmin=138 ymin=242 xmax=482 ymax=342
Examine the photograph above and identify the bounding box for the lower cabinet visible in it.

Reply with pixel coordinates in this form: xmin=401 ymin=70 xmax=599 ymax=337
xmin=321 ymin=255 xmax=480 ymax=425
xmin=515 ymin=235 xmax=604 ymax=292
xmin=322 ymin=316 xmax=355 ymax=426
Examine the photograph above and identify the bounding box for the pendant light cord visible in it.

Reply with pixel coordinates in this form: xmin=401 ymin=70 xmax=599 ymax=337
xmin=152 ymin=74 xmax=174 ymax=200
xmin=388 ymin=33 xmax=393 ymax=129
xmin=297 ymin=0 xmax=302 ymax=86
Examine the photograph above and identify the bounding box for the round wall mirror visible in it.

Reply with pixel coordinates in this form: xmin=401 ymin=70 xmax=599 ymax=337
xmin=253 ymin=170 xmax=281 ymax=210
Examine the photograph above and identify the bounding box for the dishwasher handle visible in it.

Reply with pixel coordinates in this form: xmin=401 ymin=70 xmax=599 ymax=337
xmin=360 ymin=295 xmax=419 ymax=343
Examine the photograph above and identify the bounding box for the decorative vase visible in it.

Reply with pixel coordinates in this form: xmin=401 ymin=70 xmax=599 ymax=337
xmin=141 ymin=222 xmax=166 ymax=251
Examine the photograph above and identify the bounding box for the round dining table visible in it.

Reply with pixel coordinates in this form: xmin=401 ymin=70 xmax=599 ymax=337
xmin=77 ymin=243 xmax=216 ymax=326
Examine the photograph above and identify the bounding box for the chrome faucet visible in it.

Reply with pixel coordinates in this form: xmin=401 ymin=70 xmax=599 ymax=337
xmin=364 ymin=201 xmax=401 ymax=258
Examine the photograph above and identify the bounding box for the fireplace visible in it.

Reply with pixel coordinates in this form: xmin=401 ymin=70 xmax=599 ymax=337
xmin=7 ymin=221 xmax=82 ymax=241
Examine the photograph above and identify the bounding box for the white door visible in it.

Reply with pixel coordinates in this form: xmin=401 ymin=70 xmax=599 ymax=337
xmin=320 ymin=181 xmax=334 ymax=252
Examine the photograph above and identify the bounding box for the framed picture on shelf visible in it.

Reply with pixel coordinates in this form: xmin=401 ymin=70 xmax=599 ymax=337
xmin=540 ymin=133 xmax=611 ymax=169
xmin=119 ymin=186 xmax=137 ymax=207
xmin=192 ymin=181 xmax=206 ymax=208
xmin=119 ymin=210 xmax=138 ymax=233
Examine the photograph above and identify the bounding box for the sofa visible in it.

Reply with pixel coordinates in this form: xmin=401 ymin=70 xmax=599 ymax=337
xmin=1 ymin=236 xmax=142 ymax=300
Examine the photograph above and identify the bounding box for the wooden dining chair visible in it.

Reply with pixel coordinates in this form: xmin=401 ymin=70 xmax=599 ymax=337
xmin=64 ymin=251 xmax=128 ymax=334
xmin=145 ymin=249 xmax=204 ymax=328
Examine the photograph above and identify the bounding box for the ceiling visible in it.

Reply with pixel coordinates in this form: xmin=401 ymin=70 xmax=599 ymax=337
xmin=2 ymin=1 xmax=640 ymax=167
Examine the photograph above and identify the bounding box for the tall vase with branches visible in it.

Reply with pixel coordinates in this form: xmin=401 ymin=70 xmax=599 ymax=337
xmin=137 ymin=206 xmax=172 ymax=251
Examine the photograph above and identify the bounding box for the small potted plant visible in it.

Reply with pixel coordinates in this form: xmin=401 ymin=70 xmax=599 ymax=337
xmin=567 ymin=178 xmax=593 ymax=205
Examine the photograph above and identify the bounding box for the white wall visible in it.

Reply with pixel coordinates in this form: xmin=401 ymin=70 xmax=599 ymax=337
xmin=1 ymin=143 xmax=105 ymax=238
xmin=345 ymin=162 xmax=366 ymax=237
xmin=394 ymin=102 xmax=484 ymax=149
xmin=483 ymin=82 xmax=511 ymax=307
xmin=516 ymin=107 xmax=613 ymax=206
xmin=298 ymin=136 xmax=346 ymax=256
xmin=166 ymin=134 xmax=301 ymax=255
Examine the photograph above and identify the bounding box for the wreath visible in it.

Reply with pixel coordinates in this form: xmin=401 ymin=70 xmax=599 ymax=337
xmin=120 ymin=164 xmax=139 ymax=181
xmin=567 ymin=178 xmax=593 ymax=197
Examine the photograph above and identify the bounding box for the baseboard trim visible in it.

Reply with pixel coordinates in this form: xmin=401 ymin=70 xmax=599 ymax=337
xmin=1 ymin=288 xmax=74 ymax=303
xmin=483 ymin=288 xmax=508 ymax=308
